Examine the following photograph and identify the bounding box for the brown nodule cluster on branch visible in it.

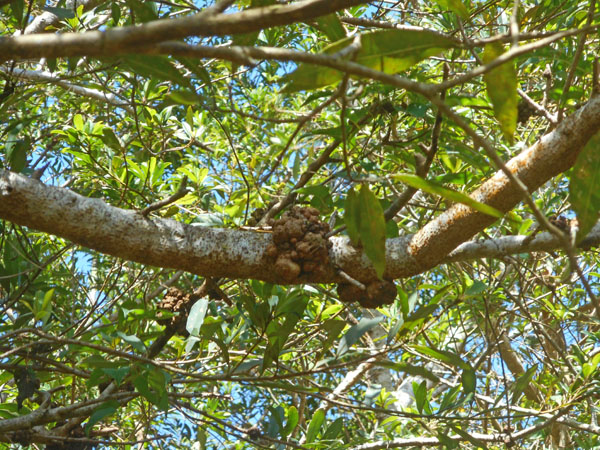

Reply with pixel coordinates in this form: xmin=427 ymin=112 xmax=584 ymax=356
xmin=265 ymin=206 xmax=332 ymax=282
xmin=337 ymin=279 xmax=397 ymax=308
xmin=156 ymin=288 xmax=200 ymax=336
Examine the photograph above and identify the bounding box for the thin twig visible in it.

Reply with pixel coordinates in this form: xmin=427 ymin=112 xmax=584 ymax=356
xmin=140 ymin=177 xmax=190 ymax=217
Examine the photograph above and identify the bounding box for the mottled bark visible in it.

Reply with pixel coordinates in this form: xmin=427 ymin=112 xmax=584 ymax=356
xmin=1 ymin=96 xmax=600 ymax=284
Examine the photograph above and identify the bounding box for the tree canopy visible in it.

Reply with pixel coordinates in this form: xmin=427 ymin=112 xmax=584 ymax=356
xmin=2 ymin=0 xmax=600 ymax=448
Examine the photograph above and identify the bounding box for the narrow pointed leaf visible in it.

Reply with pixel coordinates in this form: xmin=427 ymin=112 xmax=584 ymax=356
xmin=186 ymin=297 xmax=209 ymax=337
xmin=414 ymin=345 xmax=472 ymax=371
xmin=337 ymin=316 xmax=385 ymax=357
xmin=396 ymin=174 xmax=504 ymax=218
xmin=84 ymin=400 xmax=119 ymax=435
xmin=569 ymin=132 xmax=600 ymax=241
xmin=511 ymin=364 xmax=538 ymax=404
xmin=345 ymin=187 xmax=361 ymax=245
xmin=282 ymin=29 xmax=457 ymax=92
xmin=357 ymin=185 xmax=387 ymax=278
xmin=461 ymin=368 xmax=476 ymax=395
xmin=482 ymin=42 xmax=518 ymax=143
xmin=431 ymin=0 xmax=469 ymax=19
xmin=124 ymin=55 xmax=191 ymax=88
xmin=305 ymin=409 xmax=325 ymax=443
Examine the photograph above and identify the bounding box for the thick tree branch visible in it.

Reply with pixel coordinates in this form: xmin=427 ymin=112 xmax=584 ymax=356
xmin=0 ymin=0 xmax=368 ymax=62
xmin=1 ymin=94 xmax=600 ymax=285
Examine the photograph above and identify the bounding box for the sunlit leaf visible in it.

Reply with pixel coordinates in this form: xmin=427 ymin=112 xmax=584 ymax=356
xmin=396 ymin=174 xmax=504 ymax=219
xmin=414 ymin=345 xmax=472 ymax=371
xmin=305 ymin=409 xmax=325 ymax=443
xmin=482 ymin=42 xmax=518 ymax=143
xmin=431 ymin=0 xmax=469 ymax=19
xmin=357 ymin=184 xmax=387 ymax=279
xmin=282 ymin=29 xmax=457 ymax=92
xmin=337 ymin=316 xmax=384 ymax=357
xmin=186 ymin=297 xmax=209 ymax=337
xmin=313 ymin=14 xmax=346 ymax=41
xmin=124 ymin=55 xmax=191 ymax=88
xmin=569 ymin=132 xmax=600 ymax=241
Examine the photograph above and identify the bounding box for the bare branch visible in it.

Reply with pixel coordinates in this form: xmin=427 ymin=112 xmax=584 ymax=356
xmin=3 ymin=67 xmax=133 ymax=112
xmin=0 ymin=0 xmax=369 ymax=62
xmin=1 ymin=94 xmax=600 ymax=285
xmin=140 ymin=177 xmax=190 ymax=217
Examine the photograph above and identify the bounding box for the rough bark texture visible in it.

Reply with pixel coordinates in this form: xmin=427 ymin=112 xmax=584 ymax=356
xmin=0 ymin=0 xmax=368 ymax=62
xmin=406 ymin=95 xmax=600 ymax=274
xmin=1 ymin=94 xmax=600 ymax=285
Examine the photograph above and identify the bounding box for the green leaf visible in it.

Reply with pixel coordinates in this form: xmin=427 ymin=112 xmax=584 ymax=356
xmin=115 ymin=331 xmax=146 ymax=353
xmin=42 ymin=6 xmax=76 ymax=19
xmin=313 ymin=14 xmax=346 ymax=41
xmin=511 ymin=364 xmax=538 ymax=404
xmin=186 ymin=297 xmax=209 ymax=337
xmin=569 ymin=132 xmax=600 ymax=241
xmin=84 ymin=400 xmax=119 ymax=435
xmin=413 ymin=380 xmax=428 ymax=414
xmin=323 ymin=417 xmax=344 ymax=440
xmin=357 ymin=184 xmax=387 ymax=279
xmin=337 ymin=316 xmax=385 ymax=357
xmin=10 ymin=0 xmax=24 ymax=26
xmin=482 ymin=42 xmax=518 ymax=143
xmin=431 ymin=0 xmax=469 ymax=19
xmin=282 ymin=29 xmax=457 ymax=92
xmin=375 ymin=360 xmax=440 ymax=382
xmin=414 ymin=345 xmax=472 ymax=371
xmin=305 ymin=408 xmax=325 ymax=443
xmin=345 ymin=187 xmax=360 ymax=245
xmin=283 ymin=406 xmax=298 ymax=438
xmin=102 ymin=367 xmax=130 ymax=385
xmin=396 ymin=174 xmax=504 ymax=219
xmin=73 ymin=114 xmax=84 ymax=131
xmin=100 ymin=127 xmax=122 ymax=150
xmin=167 ymin=90 xmax=201 ymax=105
xmin=7 ymin=138 xmax=28 ymax=173
xmin=461 ymin=368 xmax=476 ymax=395
xmin=124 ymin=55 xmax=191 ymax=88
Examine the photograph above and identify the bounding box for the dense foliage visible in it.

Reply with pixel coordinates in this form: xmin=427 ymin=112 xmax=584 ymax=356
xmin=2 ymin=0 xmax=600 ymax=448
